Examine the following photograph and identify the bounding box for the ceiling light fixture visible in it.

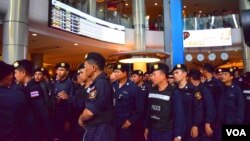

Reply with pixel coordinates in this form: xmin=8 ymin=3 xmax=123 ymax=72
xmin=154 ymin=3 xmax=158 ymax=6
xmin=32 ymin=33 xmax=37 ymax=36
xmin=184 ymin=5 xmax=187 ymax=8
xmin=74 ymin=43 xmax=78 ymax=46
xmin=125 ymin=3 xmax=128 ymax=6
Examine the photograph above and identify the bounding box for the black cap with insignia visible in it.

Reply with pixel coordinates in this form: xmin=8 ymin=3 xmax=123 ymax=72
xmin=113 ymin=63 xmax=129 ymax=72
xmin=84 ymin=52 xmax=106 ymax=70
xmin=34 ymin=67 xmax=47 ymax=74
xmin=167 ymin=72 xmax=174 ymax=78
xmin=172 ymin=64 xmax=188 ymax=72
xmin=221 ymin=67 xmax=235 ymax=76
xmin=55 ymin=62 xmax=70 ymax=70
xmin=150 ymin=63 xmax=169 ymax=75
xmin=13 ymin=59 xmax=34 ymax=75
xmin=0 ymin=61 xmax=14 ymax=80
xmin=203 ymin=63 xmax=215 ymax=73
xmin=131 ymin=70 xmax=144 ymax=76
xmin=189 ymin=69 xmax=202 ymax=80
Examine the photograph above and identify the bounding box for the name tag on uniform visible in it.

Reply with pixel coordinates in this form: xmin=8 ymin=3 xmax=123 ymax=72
xmin=149 ymin=93 xmax=170 ymax=101
xmin=246 ymin=96 xmax=250 ymax=100
xmin=30 ymin=91 xmax=39 ymax=98
xmin=243 ymin=90 xmax=250 ymax=94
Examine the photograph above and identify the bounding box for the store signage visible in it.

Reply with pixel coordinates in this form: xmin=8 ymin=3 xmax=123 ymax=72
xmin=49 ymin=0 xmax=125 ymax=44
xmin=184 ymin=28 xmax=232 ymax=47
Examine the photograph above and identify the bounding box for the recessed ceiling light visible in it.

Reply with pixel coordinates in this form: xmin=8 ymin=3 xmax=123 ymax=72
xmin=125 ymin=3 xmax=128 ymax=6
xmin=32 ymin=33 xmax=37 ymax=36
xmin=184 ymin=5 xmax=187 ymax=8
xmin=99 ymin=9 xmax=103 ymax=12
xmin=74 ymin=43 xmax=78 ymax=46
xmin=154 ymin=3 xmax=158 ymax=6
xmin=235 ymin=50 xmax=238 ymax=51
xmin=199 ymin=10 xmax=202 ymax=13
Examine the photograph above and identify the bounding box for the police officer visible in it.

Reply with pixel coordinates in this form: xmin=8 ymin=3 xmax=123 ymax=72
xmin=72 ymin=63 xmax=92 ymax=141
xmin=144 ymin=63 xmax=185 ymax=141
xmin=214 ymin=68 xmax=223 ymax=81
xmin=202 ymin=63 xmax=225 ymax=141
xmin=112 ymin=63 xmax=145 ymax=141
xmin=78 ymin=52 xmax=115 ymax=141
xmin=130 ymin=70 xmax=148 ymax=141
xmin=13 ymin=59 xmax=58 ymax=141
xmin=0 ymin=61 xmax=27 ymax=141
xmin=243 ymin=72 xmax=250 ymax=124
xmin=53 ymin=61 xmax=74 ymax=141
xmin=34 ymin=67 xmax=54 ymax=115
xmin=167 ymin=72 xmax=175 ymax=87
xmin=233 ymin=67 xmax=244 ymax=89
xmin=189 ymin=69 xmax=216 ymax=141
xmin=221 ymin=68 xmax=245 ymax=124
xmin=172 ymin=64 xmax=203 ymax=141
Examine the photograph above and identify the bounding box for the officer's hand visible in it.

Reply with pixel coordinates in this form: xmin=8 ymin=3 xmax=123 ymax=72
xmin=78 ymin=118 xmax=86 ymax=128
xmin=58 ymin=91 xmax=69 ymax=100
xmin=205 ymin=123 xmax=213 ymax=136
xmin=144 ymin=128 xmax=149 ymax=140
xmin=191 ymin=126 xmax=198 ymax=138
xmin=122 ymin=120 xmax=132 ymax=129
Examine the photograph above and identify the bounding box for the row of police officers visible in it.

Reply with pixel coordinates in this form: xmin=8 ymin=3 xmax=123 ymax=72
xmin=1 ymin=52 xmax=250 ymax=141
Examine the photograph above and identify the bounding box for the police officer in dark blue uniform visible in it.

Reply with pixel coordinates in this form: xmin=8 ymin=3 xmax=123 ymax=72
xmin=172 ymin=64 xmax=203 ymax=141
xmin=130 ymin=70 xmax=148 ymax=141
xmin=221 ymin=68 xmax=245 ymax=124
xmin=144 ymin=63 xmax=185 ymax=141
xmin=13 ymin=59 xmax=58 ymax=141
xmin=0 ymin=61 xmax=27 ymax=141
xmin=34 ymin=67 xmax=54 ymax=115
xmin=72 ymin=63 xmax=92 ymax=141
xmin=189 ymin=69 xmax=216 ymax=141
xmin=78 ymin=52 xmax=115 ymax=141
xmin=53 ymin=61 xmax=74 ymax=141
xmin=112 ymin=63 xmax=145 ymax=141
xmin=202 ymin=63 xmax=225 ymax=141
xmin=243 ymin=72 xmax=250 ymax=124
xmin=233 ymin=67 xmax=244 ymax=89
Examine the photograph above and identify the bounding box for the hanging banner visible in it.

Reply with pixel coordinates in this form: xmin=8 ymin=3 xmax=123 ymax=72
xmin=183 ymin=28 xmax=232 ymax=47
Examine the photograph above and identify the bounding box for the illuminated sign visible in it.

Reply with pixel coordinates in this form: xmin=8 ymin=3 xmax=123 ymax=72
xmin=184 ymin=28 xmax=232 ymax=47
xmin=49 ymin=0 xmax=125 ymax=44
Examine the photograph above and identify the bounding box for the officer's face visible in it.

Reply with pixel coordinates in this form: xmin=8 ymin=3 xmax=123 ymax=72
xmin=173 ymin=69 xmax=187 ymax=82
xmin=56 ymin=67 xmax=68 ymax=80
xmin=221 ymin=72 xmax=233 ymax=84
xmin=84 ymin=61 xmax=96 ymax=78
xmin=78 ymin=68 xmax=88 ymax=82
xmin=109 ymin=72 xmax=117 ymax=82
xmin=114 ymin=69 xmax=127 ymax=80
xmin=14 ymin=69 xmax=25 ymax=83
xmin=34 ymin=71 xmax=44 ymax=82
xmin=167 ymin=77 xmax=174 ymax=84
xmin=151 ymin=70 xmax=166 ymax=85
xmin=131 ymin=74 xmax=142 ymax=84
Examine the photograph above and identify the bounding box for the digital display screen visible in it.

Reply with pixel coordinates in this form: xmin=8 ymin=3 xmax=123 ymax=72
xmin=49 ymin=0 xmax=125 ymax=44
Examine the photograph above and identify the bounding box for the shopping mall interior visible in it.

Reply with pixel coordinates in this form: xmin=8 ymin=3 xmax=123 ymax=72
xmin=0 ymin=0 xmax=247 ymax=74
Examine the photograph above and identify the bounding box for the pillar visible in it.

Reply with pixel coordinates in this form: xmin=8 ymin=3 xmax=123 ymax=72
xmin=240 ymin=0 xmax=250 ymax=72
xmin=89 ymin=0 xmax=96 ymax=17
xmin=31 ymin=53 xmax=43 ymax=69
xmin=163 ymin=0 xmax=184 ymax=67
xmin=2 ymin=0 xmax=30 ymax=64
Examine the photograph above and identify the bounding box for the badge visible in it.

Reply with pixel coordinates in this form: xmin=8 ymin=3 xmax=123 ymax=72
xmin=195 ymin=92 xmax=202 ymax=100
xmin=13 ymin=62 xmax=19 ymax=67
xmin=218 ymin=69 xmax=222 ymax=72
xmin=154 ymin=64 xmax=158 ymax=69
xmin=230 ymin=68 xmax=234 ymax=72
xmin=61 ymin=62 xmax=65 ymax=67
xmin=177 ymin=64 xmax=181 ymax=68
xmin=117 ymin=64 xmax=121 ymax=69
xmin=30 ymin=91 xmax=40 ymax=98
xmin=139 ymin=71 xmax=142 ymax=74
xmin=89 ymin=90 xmax=97 ymax=99
xmin=41 ymin=68 xmax=44 ymax=71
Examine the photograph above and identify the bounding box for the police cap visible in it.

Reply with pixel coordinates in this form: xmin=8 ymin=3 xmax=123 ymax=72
xmin=203 ymin=63 xmax=215 ymax=73
xmin=150 ymin=63 xmax=169 ymax=75
xmin=221 ymin=67 xmax=235 ymax=76
xmin=0 ymin=61 xmax=14 ymax=80
xmin=167 ymin=72 xmax=174 ymax=78
xmin=189 ymin=69 xmax=202 ymax=80
xmin=131 ymin=70 xmax=144 ymax=76
xmin=34 ymin=67 xmax=47 ymax=74
xmin=13 ymin=59 xmax=34 ymax=75
xmin=84 ymin=52 xmax=106 ymax=70
xmin=172 ymin=64 xmax=188 ymax=72
xmin=55 ymin=62 xmax=70 ymax=70
xmin=233 ymin=66 xmax=239 ymax=71
xmin=113 ymin=63 xmax=129 ymax=72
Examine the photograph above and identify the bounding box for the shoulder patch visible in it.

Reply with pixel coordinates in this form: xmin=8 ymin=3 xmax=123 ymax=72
xmin=30 ymin=91 xmax=40 ymax=98
xmin=89 ymin=90 xmax=97 ymax=99
xmin=195 ymin=92 xmax=202 ymax=100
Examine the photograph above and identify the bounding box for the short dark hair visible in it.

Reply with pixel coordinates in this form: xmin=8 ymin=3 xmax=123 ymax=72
xmin=189 ymin=69 xmax=201 ymax=80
